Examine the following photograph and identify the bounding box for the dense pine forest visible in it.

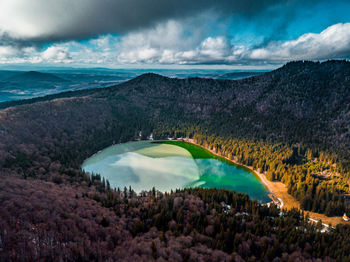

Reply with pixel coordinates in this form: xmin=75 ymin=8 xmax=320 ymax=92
xmin=191 ymin=135 xmax=349 ymax=216
xmin=2 ymin=177 xmax=350 ymax=261
xmin=0 ymin=60 xmax=350 ymax=261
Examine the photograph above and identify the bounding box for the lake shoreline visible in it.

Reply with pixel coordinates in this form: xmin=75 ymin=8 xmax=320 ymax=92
xmin=84 ymin=139 xmax=270 ymax=201
xmin=183 ymin=138 xmax=347 ymax=226
xmin=182 ymin=138 xmax=280 ymax=206
xmin=84 ymin=138 xmax=346 ymax=226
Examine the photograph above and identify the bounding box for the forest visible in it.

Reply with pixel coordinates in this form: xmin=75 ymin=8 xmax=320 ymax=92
xmin=0 ymin=60 xmax=350 ymax=261
xmin=1 ymin=175 xmax=350 ymax=261
xmin=188 ymin=134 xmax=350 ymax=216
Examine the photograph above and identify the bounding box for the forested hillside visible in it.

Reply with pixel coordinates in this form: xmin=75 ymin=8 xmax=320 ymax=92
xmin=0 ymin=60 xmax=350 ymax=261
xmin=2 ymin=179 xmax=349 ymax=261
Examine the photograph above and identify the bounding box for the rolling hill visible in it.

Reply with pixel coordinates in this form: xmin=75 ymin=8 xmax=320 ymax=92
xmin=4 ymin=70 xmax=68 ymax=82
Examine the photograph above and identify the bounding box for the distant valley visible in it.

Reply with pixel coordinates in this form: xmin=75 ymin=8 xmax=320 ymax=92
xmin=0 ymin=68 xmax=267 ymax=102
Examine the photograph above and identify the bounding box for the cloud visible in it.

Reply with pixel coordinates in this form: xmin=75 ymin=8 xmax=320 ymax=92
xmin=1 ymin=23 xmax=349 ymax=67
xmin=116 ymin=20 xmax=205 ymax=64
xmin=114 ymin=22 xmax=350 ymax=65
xmin=0 ymin=46 xmax=18 ymax=57
xmin=0 ymin=0 xmax=304 ymax=43
xmin=0 ymin=44 xmax=41 ymax=64
xmin=114 ymin=20 xmax=239 ymax=65
xmin=0 ymin=43 xmax=72 ymax=65
xmin=41 ymin=45 xmax=71 ymax=63
xmin=199 ymin=37 xmax=230 ymax=59
xmin=1 ymin=0 xmax=344 ymax=67
xmin=248 ymin=23 xmax=350 ymax=61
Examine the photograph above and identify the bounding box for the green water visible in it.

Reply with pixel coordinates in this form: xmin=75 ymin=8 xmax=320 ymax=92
xmin=82 ymin=141 xmax=271 ymax=203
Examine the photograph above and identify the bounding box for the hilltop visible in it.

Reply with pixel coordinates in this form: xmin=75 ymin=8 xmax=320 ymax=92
xmin=4 ymin=70 xmax=68 ymax=82
xmin=0 ymin=70 xmax=22 ymax=81
xmin=210 ymin=71 xmax=264 ymax=79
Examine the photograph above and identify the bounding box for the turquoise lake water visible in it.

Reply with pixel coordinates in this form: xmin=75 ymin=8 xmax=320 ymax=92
xmin=82 ymin=141 xmax=271 ymax=203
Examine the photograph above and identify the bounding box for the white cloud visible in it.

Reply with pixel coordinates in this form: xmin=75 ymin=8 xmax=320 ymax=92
xmin=41 ymin=46 xmax=71 ymax=63
xmin=199 ymin=37 xmax=230 ymax=59
xmin=0 ymin=46 xmax=18 ymax=56
xmin=0 ymin=43 xmax=72 ymax=65
xmin=112 ymin=23 xmax=350 ymax=65
xmin=0 ymin=45 xmax=43 ymax=64
xmin=0 ymin=23 xmax=349 ymax=67
xmin=116 ymin=20 xmax=202 ymax=64
xmin=248 ymin=23 xmax=350 ymax=61
xmin=115 ymin=21 xmax=232 ymax=65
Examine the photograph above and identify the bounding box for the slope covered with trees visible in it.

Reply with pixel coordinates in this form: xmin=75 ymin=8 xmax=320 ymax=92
xmin=0 ymin=60 xmax=350 ymax=260
xmin=1 ymin=177 xmax=350 ymax=261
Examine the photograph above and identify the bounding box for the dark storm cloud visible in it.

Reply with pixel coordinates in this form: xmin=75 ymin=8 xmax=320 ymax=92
xmin=0 ymin=0 xmax=317 ymax=42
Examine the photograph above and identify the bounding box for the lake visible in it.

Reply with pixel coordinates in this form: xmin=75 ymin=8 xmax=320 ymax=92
xmin=82 ymin=140 xmax=271 ymax=203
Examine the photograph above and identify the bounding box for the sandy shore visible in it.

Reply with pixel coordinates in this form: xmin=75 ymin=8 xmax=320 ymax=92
xmin=185 ymin=139 xmax=347 ymax=226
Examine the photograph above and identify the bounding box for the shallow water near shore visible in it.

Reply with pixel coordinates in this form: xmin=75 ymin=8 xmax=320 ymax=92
xmin=82 ymin=141 xmax=271 ymax=203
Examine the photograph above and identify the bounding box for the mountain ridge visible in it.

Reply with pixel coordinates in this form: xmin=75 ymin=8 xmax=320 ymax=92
xmin=1 ymin=60 xmax=349 ymax=165
xmin=4 ymin=70 xmax=68 ymax=82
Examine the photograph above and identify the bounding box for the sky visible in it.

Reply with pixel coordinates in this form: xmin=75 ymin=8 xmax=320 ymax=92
xmin=0 ymin=0 xmax=349 ymax=69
